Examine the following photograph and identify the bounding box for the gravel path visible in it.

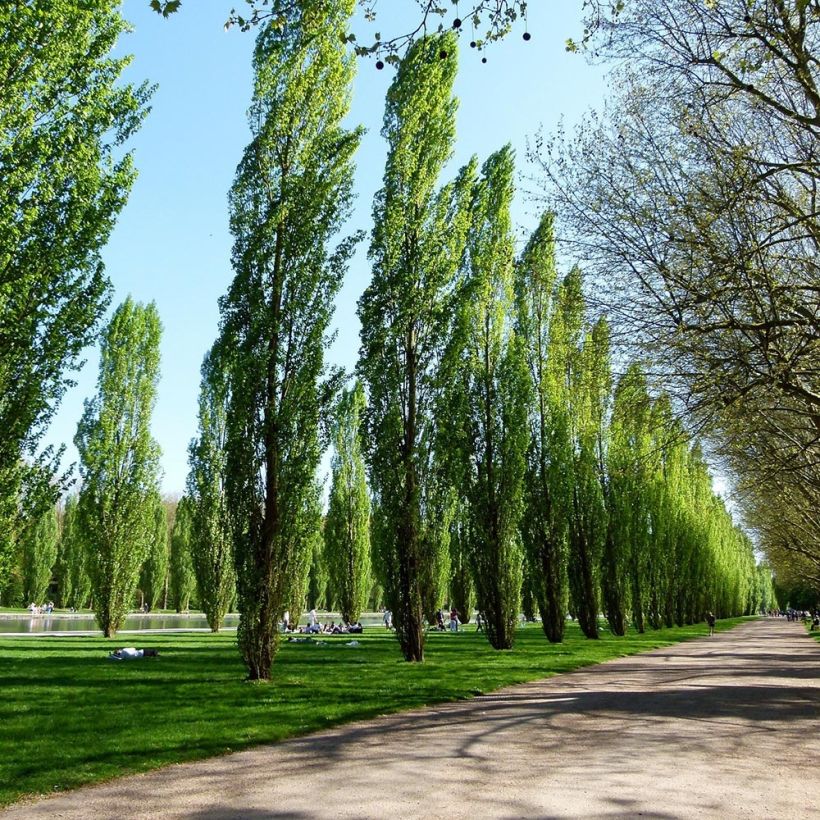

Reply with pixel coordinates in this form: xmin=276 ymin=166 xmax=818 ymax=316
xmin=4 ymin=619 xmax=818 ymax=819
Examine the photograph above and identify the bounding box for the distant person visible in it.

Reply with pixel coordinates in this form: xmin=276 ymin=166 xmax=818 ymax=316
xmin=309 ymin=608 xmax=317 ymax=627
xmin=449 ymin=607 xmax=459 ymax=632
xmin=436 ymin=609 xmax=445 ymax=630
xmin=383 ymin=609 xmax=392 ymax=629
xmin=706 ymin=611 xmax=716 ymax=636
xmin=476 ymin=611 xmax=484 ymax=631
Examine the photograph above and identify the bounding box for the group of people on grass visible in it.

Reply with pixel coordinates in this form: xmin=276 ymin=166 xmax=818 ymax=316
xmin=281 ymin=609 xmax=364 ymax=635
xmin=27 ymin=602 xmax=54 ymax=616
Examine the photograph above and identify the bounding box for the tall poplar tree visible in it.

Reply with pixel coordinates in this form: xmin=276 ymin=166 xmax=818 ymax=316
xmin=445 ymin=146 xmax=530 ymax=649
xmin=358 ymin=33 xmax=473 ymax=662
xmin=605 ymin=363 xmax=652 ymax=634
xmin=20 ymin=504 xmax=59 ymax=605
xmin=448 ymin=498 xmax=474 ymax=625
xmin=0 ymin=2 xmax=151 ymax=590
xmin=168 ymin=495 xmax=196 ymax=612
xmin=515 ymin=213 xmax=568 ymax=643
xmin=187 ymin=347 xmax=236 ymax=632
xmin=75 ymin=298 xmax=162 ymax=637
xmin=325 ymin=382 xmax=371 ymax=624
xmin=567 ymin=316 xmax=610 ymax=639
xmin=219 ymin=0 xmax=361 ymax=679
xmin=56 ymin=494 xmax=92 ymax=609
xmin=139 ymin=491 xmax=169 ymax=610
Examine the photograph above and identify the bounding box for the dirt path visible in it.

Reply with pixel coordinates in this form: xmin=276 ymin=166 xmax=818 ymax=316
xmin=5 ymin=619 xmax=818 ymax=819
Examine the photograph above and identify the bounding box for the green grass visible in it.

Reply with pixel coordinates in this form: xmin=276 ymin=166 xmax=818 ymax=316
xmin=0 ymin=617 xmax=747 ymax=807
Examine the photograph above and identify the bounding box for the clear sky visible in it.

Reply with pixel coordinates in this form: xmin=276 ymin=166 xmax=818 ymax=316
xmin=44 ymin=0 xmax=609 ymax=496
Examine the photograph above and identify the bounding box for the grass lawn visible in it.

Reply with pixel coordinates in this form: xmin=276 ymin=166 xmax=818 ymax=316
xmin=0 ymin=616 xmax=748 ymax=807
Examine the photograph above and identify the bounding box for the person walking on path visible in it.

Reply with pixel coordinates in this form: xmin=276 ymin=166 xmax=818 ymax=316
xmin=706 ymin=611 xmax=716 ymax=636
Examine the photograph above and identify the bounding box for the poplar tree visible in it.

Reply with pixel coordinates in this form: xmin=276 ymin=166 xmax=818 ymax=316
xmin=305 ymin=525 xmax=329 ymax=611
xmin=20 ymin=504 xmax=59 ymax=605
xmin=282 ymin=479 xmax=323 ymax=624
xmin=358 ymin=33 xmax=473 ymax=661
xmin=567 ymin=316 xmax=610 ymax=639
xmin=139 ymin=491 xmax=169 ymax=610
xmin=187 ymin=347 xmax=236 ymax=632
xmin=448 ymin=498 xmax=474 ymax=625
xmin=446 ymin=146 xmax=529 ymax=649
xmin=168 ymin=496 xmax=196 ymax=612
xmin=56 ymin=494 xmax=92 ymax=610
xmin=219 ymin=0 xmax=361 ymax=678
xmin=0 ymin=1 xmax=151 ymax=589
xmin=75 ymin=298 xmax=162 ymax=637
xmin=605 ymin=363 xmax=653 ymax=634
xmin=325 ymin=382 xmax=371 ymax=624
xmin=515 ymin=213 xmax=568 ymax=643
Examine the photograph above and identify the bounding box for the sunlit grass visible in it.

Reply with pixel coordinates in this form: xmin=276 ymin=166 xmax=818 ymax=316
xmin=0 ymin=616 xmax=747 ymax=807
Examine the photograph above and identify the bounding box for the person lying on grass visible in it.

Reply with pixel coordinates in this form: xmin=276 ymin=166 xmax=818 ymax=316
xmin=108 ymin=647 xmax=159 ymax=660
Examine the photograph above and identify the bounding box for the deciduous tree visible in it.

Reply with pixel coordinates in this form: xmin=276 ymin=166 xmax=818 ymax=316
xmin=168 ymin=496 xmax=197 ymax=613
xmin=0 ymin=1 xmax=151 ymax=589
xmin=325 ymin=382 xmax=371 ymax=624
xmin=187 ymin=347 xmax=236 ymax=632
xmin=75 ymin=298 xmax=162 ymax=637
xmin=358 ymin=32 xmax=473 ymax=661
xmin=219 ymin=0 xmax=361 ymax=678
xmin=445 ymin=146 xmax=529 ymax=649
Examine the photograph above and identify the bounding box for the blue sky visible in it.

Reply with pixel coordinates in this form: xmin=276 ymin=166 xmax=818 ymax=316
xmin=45 ymin=0 xmax=609 ymax=496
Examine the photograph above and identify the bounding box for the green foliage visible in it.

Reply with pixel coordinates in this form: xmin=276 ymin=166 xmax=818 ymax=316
xmin=515 ymin=213 xmax=569 ymax=643
xmin=282 ymin=479 xmax=323 ymax=623
xmin=219 ymin=0 xmax=361 ymax=679
xmin=566 ymin=314 xmax=610 ymax=639
xmin=444 ymin=146 xmax=529 ymax=650
xmin=168 ymin=496 xmax=197 ymax=612
xmin=325 ymin=382 xmax=371 ymax=624
xmin=305 ymin=520 xmax=329 ymax=611
xmin=139 ymin=492 xmax=169 ymax=610
xmin=0 ymin=1 xmax=151 ymax=586
xmin=187 ymin=347 xmax=236 ymax=632
xmin=358 ymin=32 xmax=471 ymax=661
xmin=606 ymin=362 xmax=654 ymax=634
xmin=19 ymin=503 xmax=59 ymax=606
xmin=448 ymin=498 xmax=474 ymax=625
xmin=75 ymin=298 xmax=162 ymax=637
xmin=55 ymin=494 xmax=92 ymax=610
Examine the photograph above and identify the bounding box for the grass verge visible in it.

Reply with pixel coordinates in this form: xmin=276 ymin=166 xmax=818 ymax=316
xmin=0 ymin=616 xmax=747 ymax=807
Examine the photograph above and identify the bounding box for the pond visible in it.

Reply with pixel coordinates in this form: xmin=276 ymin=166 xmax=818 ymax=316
xmin=0 ymin=613 xmax=240 ymax=634
xmin=0 ymin=611 xmax=388 ymax=634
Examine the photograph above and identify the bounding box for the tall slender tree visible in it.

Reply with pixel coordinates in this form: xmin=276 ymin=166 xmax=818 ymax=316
xmin=0 ymin=2 xmax=151 ymax=590
xmin=20 ymin=504 xmax=59 ymax=606
xmin=56 ymin=494 xmax=92 ymax=610
xmin=448 ymin=497 xmax=474 ymax=625
xmin=358 ymin=33 xmax=473 ymax=661
xmin=325 ymin=382 xmax=371 ymax=624
xmin=168 ymin=495 xmax=196 ymax=612
xmin=75 ymin=298 xmax=162 ymax=637
xmin=187 ymin=347 xmax=236 ymax=632
xmin=605 ymin=363 xmax=653 ymax=634
xmin=219 ymin=0 xmax=361 ymax=679
xmin=445 ymin=146 xmax=530 ymax=649
xmin=139 ymin=491 xmax=169 ymax=610
xmin=515 ymin=213 xmax=568 ymax=643
xmin=566 ymin=316 xmax=610 ymax=639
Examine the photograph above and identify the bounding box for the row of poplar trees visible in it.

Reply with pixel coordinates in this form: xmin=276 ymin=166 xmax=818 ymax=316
xmin=181 ymin=4 xmax=762 ymax=679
